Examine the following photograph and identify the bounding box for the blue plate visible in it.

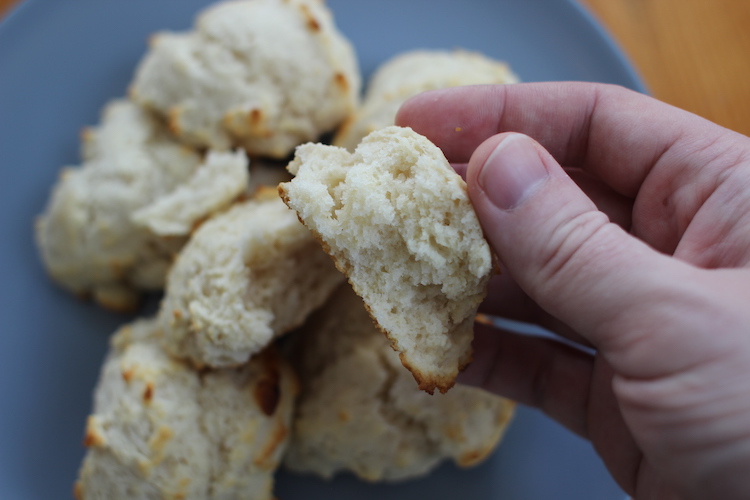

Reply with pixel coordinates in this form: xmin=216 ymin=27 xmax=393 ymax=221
xmin=0 ymin=1 xmax=641 ymax=498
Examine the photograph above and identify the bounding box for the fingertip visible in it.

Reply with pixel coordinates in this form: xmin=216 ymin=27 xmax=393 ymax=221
xmin=395 ymin=88 xmax=461 ymax=142
xmin=394 ymin=89 xmax=441 ymax=128
xmin=395 ymin=85 xmax=506 ymax=162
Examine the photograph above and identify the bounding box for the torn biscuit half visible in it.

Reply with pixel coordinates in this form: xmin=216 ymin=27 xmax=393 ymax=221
xmin=279 ymin=125 xmax=494 ymax=394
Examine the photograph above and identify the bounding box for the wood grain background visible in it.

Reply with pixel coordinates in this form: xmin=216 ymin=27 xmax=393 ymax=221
xmin=1 ymin=0 xmax=749 ymax=136
xmin=583 ymin=0 xmax=750 ymax=136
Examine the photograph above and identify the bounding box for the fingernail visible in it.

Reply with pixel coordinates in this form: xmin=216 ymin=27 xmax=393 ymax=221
xmin=478 ymin=134 xmax=549 ymax=210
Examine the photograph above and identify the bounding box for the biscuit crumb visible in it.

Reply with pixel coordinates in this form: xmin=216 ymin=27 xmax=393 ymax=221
xmin=143 ymin=382 xmax=155 ymax=403
xmin=299 ymin=3 xmax=321 ymax=31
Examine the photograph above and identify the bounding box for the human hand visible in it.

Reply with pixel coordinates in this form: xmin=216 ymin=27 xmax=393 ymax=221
xmin=396 ymin=82 xmax=750 ymax=500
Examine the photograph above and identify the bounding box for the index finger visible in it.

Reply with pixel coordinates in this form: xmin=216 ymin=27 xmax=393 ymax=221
xmin=395 ymin=82 xmax=734 ymax=198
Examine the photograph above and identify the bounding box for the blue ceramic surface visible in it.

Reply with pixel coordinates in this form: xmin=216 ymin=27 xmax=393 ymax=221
xmin=0 ymin=1 xmax=643 ymax=498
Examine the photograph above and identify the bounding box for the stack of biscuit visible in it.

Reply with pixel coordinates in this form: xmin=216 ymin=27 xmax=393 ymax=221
xmin=35 ymin=1 xmax=521 ymax=498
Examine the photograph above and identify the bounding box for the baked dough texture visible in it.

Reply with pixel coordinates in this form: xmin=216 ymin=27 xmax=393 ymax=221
xmin=334 ymin=49 xmax=519 ymax=151
xmin=284 ymin=284 xmax=515 ymax=482
xmin=75 ymin=318 xmax=297 ymax=500
xmin=159 ymin=188 xmax=345 ymax=368
xmin=130 ymin=0 xmax=360 ymax=158
xmin=36 ymin=99 xmax=248 ymax=311
xmin=279 ymin=126 xmax=493 ymax=394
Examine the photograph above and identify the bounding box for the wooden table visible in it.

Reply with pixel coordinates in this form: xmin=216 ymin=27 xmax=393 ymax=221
xmin=583 ymin=0 xmax=750 ymax=137
xmin=2 ymin=0 xmax=749 ymax=136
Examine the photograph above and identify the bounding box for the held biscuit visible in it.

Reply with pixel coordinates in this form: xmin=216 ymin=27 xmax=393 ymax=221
xmin=159 ymin=188 xmax=345 ymax=368
xmin=334 ymin=49 xmax=519 ymax=151
xmin=75 ymin=318 xmax=297 ymax=500
xmin=279 ymin=126 xmax=494 ymax=394
xmin=130 ymin=0 xmax=360 ymax=158
xmin=36 ymin=99 xmax=248 ymax=311
xmin=284 ymin=284 xmax=515 ymax=482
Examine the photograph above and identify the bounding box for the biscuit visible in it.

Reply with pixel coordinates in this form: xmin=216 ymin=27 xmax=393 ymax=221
xmin=159 ymin=189 xmax=345 ymax=368
xmin=279 ymin=126 xmax=494 ymax=393
xmin=130 ymin=0 xmax=360 ymax=158
xmin=75 ymin=318 xmax=297 ymax=500
xmin=36 ymin=99 xmax=248 ymax=311
xmin=284 ymin=284 xmax=514 ymax=482
xmin=334 ymin=49 xmax=519 ymax=151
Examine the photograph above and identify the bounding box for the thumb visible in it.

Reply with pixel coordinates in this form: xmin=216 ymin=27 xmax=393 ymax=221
xmin=467 ymin=133 xmax=684 ymax=362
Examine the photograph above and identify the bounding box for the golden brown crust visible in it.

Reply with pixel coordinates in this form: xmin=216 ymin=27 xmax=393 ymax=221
xmin=143 ymin=381 xmax=155 ymax=404
xmin=121 ymin=367 xmax=135 ymax=383
xmin=331 ymin=113 xmax=356 ymax=146
xmin=457 ymin=449 xmax=484 ymax=467
xmin=80 ymin=127 xmax=94 ymax=143
xmin=148 ymin=425 xmax=174 ymax=455
xmin=242 ymin=108 xmax=274 ymax=138
xmin=83 ymin=416 xmax=105 ymax=448
xmin=334 ymin=72 xmax=348 ymax=92
xmin=257 ymin=184 xmax=282 ymax=201
xmin=167 ymin=107 xmax=182 ymax=136
xmin=188 ymin=215 xmax=210 ymax=235
xmin=254 ymin=423 xmax=289 ymax=469
xmin=299 ymin=3 xmax=321 ymax=32
xmin=254 ymin=369 xmax=281 ymax=417
xmin=92 ymin=287 xmax=141 ymax=314
xmin=73 ymin=481 xmax=84 ymax=500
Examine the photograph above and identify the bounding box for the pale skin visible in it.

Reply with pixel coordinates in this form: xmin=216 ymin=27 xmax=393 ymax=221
xmin=396 ymin=82 xmax=750 ymax=500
